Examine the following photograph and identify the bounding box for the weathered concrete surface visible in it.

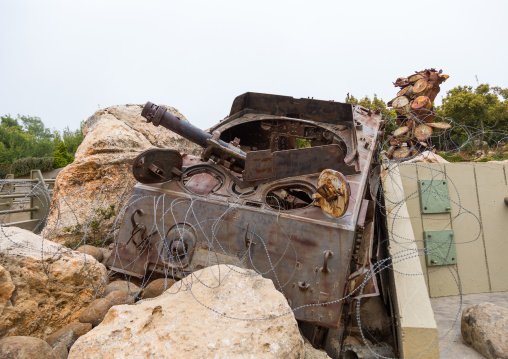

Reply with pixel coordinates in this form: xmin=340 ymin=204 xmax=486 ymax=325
xmin=69 ymin=265 xmax=305 ymax=359
xmin=382 ymin=164 xmax=440 ymax=359
xmin=431 ymin=291 xmax=508 ymax=358
xmin=398 ymin=162 xmax=508 ymax=297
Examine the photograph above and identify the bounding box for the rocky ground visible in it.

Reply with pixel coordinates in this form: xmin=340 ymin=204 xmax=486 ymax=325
xmin=431 ymin=291 xmax=508 ymax=358
xmin=0 ymin=227 xmax=330 ymax=358
xmin=3 ymin=104 xmax=507 ymax=358
xmin=0 ymin=227 xmax=107 ymax=339
xmin=69 ymin=265 xmax=306 ymax=359
xmin=0 ymin=104 xmax=334 ymax=359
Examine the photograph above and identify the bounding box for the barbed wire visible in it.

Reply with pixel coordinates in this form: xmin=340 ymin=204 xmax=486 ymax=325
xmin=1 ymin=110 xmax=504 ymax=358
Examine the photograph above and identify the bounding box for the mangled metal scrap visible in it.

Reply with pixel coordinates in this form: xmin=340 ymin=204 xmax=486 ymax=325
xmin=106 ymin=93 xmax=384 ymax=337
xmin=387 ymin=69 xmax=451 ymax=159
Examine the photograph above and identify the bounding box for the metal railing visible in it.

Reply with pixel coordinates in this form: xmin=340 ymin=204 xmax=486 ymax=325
xmin=0 ymin=170 xmax=55 ymax=233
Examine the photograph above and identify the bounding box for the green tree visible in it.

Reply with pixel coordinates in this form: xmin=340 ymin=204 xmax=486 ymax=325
xmin=19 ymin=115 xmax=52 ymax=140
xmin=346 ymin=94 xmax=395 ymax=119
xmin=1 ymin=115 xmax=22 ymax=130
xmin=53 ymin=141 xmax=74 ymax=168
xmin=62 ymin=121 xmax=84 ymax=156
xmin=0 ymin=114 xmax=56 ymax=160
xmin=438 ymin=84 xmax=508 ymax=149
xmin=0 ymin=114 xmax=83 ymax=177
xmin=346 ymin=93 xmax=398 ymax=137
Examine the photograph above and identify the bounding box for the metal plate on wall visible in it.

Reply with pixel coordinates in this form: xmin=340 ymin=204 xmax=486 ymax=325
xmin=424 ymin=230 xmax=457 ymax=266
xmin=418 ymin=179 xmax=451 ymax=213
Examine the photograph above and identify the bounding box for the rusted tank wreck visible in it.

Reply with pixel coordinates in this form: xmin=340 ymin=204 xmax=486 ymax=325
xmin=106 ymin=93 xmax=391 ymax=358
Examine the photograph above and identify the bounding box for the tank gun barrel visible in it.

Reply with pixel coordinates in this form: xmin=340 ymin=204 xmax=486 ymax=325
xmin=141 ymin=102 xmax=246 ymax=168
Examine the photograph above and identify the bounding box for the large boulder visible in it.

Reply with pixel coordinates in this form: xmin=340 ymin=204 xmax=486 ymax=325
xmin=461 ymin=302 xmax=508 ymax=359
xmin=0 ymin=227 xmax=108 ymax=339
xmin=69 ymin=265 xmax=305 ymax=359
xmin=44 ymin=104 xmax=200 ymax=243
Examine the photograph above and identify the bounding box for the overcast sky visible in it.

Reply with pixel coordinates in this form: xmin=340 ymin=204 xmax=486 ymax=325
xmin=1 ymin=0 xmax=507 ymax=132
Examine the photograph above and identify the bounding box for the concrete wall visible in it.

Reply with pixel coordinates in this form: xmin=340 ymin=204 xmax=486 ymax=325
xmin=2 ymin=169 xmax=57 ymax=231
xmin=383 ymin=164 xmax=440 ymax=358
xmin=397 ymin=162 xmax=508 ymax=297
xmin=15 ymin=167 xmax=63 ymax=179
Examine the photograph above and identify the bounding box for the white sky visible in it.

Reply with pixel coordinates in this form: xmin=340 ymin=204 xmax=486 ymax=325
xmin=1 ymin=0 xmax=507 ymax=132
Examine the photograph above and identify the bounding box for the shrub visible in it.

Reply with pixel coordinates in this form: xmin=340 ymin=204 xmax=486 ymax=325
xmin=490 ymin=153 xmax=508 ymax=161
xmin=53 ymin=142 xmax=74 ymax=168
xmin=10 ymin=157 xmax=55 ymax=176
xmin=0 ymin=162 xmax=11 ymax=178
xmin=439 ymin=152 xmax=464 ymax=163
xmin=62 ymin=204 xmax=117 ymax=249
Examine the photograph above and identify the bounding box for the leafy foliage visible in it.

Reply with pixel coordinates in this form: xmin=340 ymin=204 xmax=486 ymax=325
xmin=0 ymin=114 xmax=83 ymax=178
xmin=438 ymin=152 xmax=464 ymax=163
xmin=62 ymin=122 xmax=84 ymax=155
xmin=53 ymin=142 xmax=74 ymax=168
xmin=346 ymin=94 xmax=397 ymax=135
xmin=437 ymin=84 xmax=508 ymax=151
xmin=10 ymin=157 xmax=55 ymax=176
xmin=63 ymin=204 xmax=117 ymax=249
xmin=349 ymin=84 xmax=508 ymax=157
xmin=295 ymin=138 xmax=311 ymax=148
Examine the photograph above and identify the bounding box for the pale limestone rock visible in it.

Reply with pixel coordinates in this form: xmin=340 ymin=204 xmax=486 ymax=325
xmin=69 ymin=265 xmax=305 ymax=359
xmin=461 ymin=302 xmax=508 ymax=359
xmin=0 ymin=227 xmax=107 ymax=339
xmin=405 ymin=150 xmax=450 ymax=163
xmin=44 ymin=104 xmax=200 ymax=243
xmin=0 ymin=264 xmax=15 ymax=305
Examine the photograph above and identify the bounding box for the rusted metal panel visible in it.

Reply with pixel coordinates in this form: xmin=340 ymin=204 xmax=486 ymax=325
xmin=132 ymin=148 xmax=183 ymax=184
xmin=227 ymin=92 xmax=354 ymax=125
xmin=107 ymin=92 xmax=384 ymax=331
xmin=243 ymin=145 xmax=356 ymax=186
xmin=110 ymin=185 xmax=356 ymax=328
